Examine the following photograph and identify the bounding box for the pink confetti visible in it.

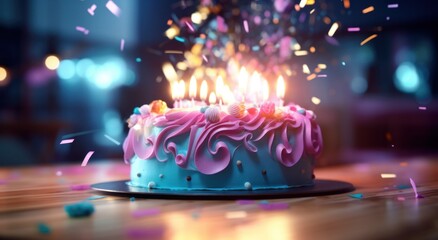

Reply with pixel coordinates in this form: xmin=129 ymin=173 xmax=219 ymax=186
xmin=418 ymin=106 xmax=427 ymax=110
xmin=132 ymin=208 xmax=160 ymax=218
xmin=70 ymin=184 xmax=91 ymax=191
xmin=388 ymin=4 xmax=399 ymax=8
xmin=88 ymin=4 xmax=97 ymax=16
xmin=202 ymin=55 xmax=208 ymax=62
xmin=120 ymin=39 xmax=125 ymax=51
xmin=106 ymin=0 xmax=120 ymax=17
xmin=185 ymin=21 xmax=195 ymax=32
xmin=348 ymin=27 xmax=360 ymax=32
xmin=60 ymin=139 xmax=74 ymax=144
xmin=81 ymin=151 xmax=94 ymax=167
xmin=243 ymin=20 xmax=249 ymax=33
xmin=317 ymin=74 xmax=327 ymax=78
xmin=75 ymin=26 xmax=89 ymax=35
xmin=409 ymin=177 xmax=424 ymax=198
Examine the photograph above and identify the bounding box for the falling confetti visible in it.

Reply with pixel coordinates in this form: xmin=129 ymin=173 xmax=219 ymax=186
xmin=388 ymin=4 xmax=399 ymax=9
xmin=81 ymin=151 xmax=95 ymax=167
xmin=120 ymin=39 xmax=125 ymax=51
xmin=409 ymin=177 xmax=424 ymax=198
xmin=164 ymin=50 xmax=184 ymax=54
xmin=362 ymin=6 xmax=375 ymax=14
xmin=75 ymin=26 xmax=89 ymax=35
xmin=104 ymin=134 xmax=120 ymax=145
xmin=87 ymin=4 xmax=97 ymax=16
xmin=60 ymin=139 xmax=74 ymax=144
xmin=311 ymin=96 xmax=321 ymax=105
xmin=418 ymin=106 xmax=427 ymax=110
xmin=243 ymin=20 xmax=249 ymax=33
xmin=381 ymin=173 xmax=397 ymax=179
xmin=327 ymin=22 xmax=339 ymax=37
xmin=106 ymin=0 xmax=120 ymax=17
xmin=347 ymin=27 xmax=360 ymax=32
xmin=360 ymin=34 xmax=378 ymax=46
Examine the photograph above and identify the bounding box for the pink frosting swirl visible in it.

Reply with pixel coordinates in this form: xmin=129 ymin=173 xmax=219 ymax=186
xmin=122 ymin=104 xmax=323 ymax=174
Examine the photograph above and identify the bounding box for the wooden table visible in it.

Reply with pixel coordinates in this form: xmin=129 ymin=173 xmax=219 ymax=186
xmin=1 ymin=158 xmax=437 ymax=239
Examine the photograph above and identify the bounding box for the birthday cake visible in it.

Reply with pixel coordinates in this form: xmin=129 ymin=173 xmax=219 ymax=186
xmin=123 ymin=99 xmax=323 ymax=191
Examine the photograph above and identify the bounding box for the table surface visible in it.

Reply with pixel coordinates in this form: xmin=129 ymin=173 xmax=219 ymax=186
xmin=1 ymin=158 xmax=437 ymax=240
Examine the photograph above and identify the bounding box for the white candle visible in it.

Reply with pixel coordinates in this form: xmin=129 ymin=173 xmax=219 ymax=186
xmin=200 ymin=80 xmax=208 ymax=105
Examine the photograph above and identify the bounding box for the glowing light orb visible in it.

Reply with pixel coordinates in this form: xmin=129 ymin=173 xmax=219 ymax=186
xmin=0 ymin=67 xmax=7 ymax=82
xmin=45 ymin=55 xmax=60 ymax=70
xmin=394 ymin=62 xmax=420 ymax=93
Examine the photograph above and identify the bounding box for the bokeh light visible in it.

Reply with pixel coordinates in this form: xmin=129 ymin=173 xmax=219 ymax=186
xmin=0 ymin=67 xmax=7 ymax=82
xmin=44 ymin=55 xmax=60 ymax=70
xmin=57 ymin=60 xmax=76 ymax=80
xmin=394 ymin=62 xmax=421 ymax=93
xmin=76 ymin=58 xmax=95 ymax=78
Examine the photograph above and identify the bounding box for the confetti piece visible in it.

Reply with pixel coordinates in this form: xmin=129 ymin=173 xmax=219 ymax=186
xmin=360 ymin=34 xmax=378 ymax=46
xmin=236 ymin=200 xmax=255 ymax=205
xmin=75 ymin=26 xmax=89 ymax=35
xmin=294 ymin=50 xmax=308 ymax=56
xmin=130 ymin=197 xmax=136 ymax=202
xmin=347 ymin=27 xmax=360 ymax=32
xmin=418 ymin=106 xmax=427 ymax=110
xmin=175 ymin=36 xmax=185 ymax=42
xmin=328 ymin=22 xmax=339 ymax=37
xmin=87 ymin=195 xmax=106 ymax=200
xmin=132 ymin=208 xmax=160 ymax=218
xmin=381 ymin=173 xmax=397 ymax=178
xmin=302 ymin=64 xmax=310 ymax=74
xmin=349 ymin=193 xmax=363 ymax=199
xmin=106 ymin=0 xmax=120 ymax=17
xmin=225 ymin=211 xmax=247 ymax=219
xmin=325 ymin=36 xmax=339 ymax=46
xmin=185 ymin=21 xmax=195 ymax=32
xmin=120 ymin=39 xmax=125 ymax=51
xmin=70 ymin=184 xmax=91 ymax=191
xmin=343 ymin=0 xmax=350 ymax=9
xmin=299 ymin=0 xmax=307 ymax=8
xmin=104 ymin=134 xmax=120 ymax=145
xmin=62 ymin=129 xmax=99 ymax=139
xmin=362 ymin=6 xmax=374 ymax=14
xmin=311 ymin=96 xmax=321 ymax=105
xmin=409 ymin=177 xmax=424 ymax=198
xmin=307 ymin=73 xmax=316 ymax=81
xmin=388 ymin=4 xmax=399 ymax=8
xmin=243 ymin=20 xmax=249 ymax=33
xmin=64 ymin=201 xmax=95 ymax=218
xmin=60 ymin=139 xmax=74 ymax=144
xmin=397 ymin=196 xmax=405 ymax=201
xmin=37 ymin=223 xmax=51 ymax=234
xmin=87 ymin=4 xmax=96 ymax=16
xmin=164 ymin=50 xmax=184 ymax=54
xmin=81 ymin=151 xmax=94 ymax=167
xmin=202 ymin=55 xmax=208 ymax=62
xmin=259 ymin=202 xmax=289 ymax=211
xmin=317 ymin=74 xmax=327 ymax=78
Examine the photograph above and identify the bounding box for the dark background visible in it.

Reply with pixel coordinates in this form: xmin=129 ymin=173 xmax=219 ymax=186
xmin=0 ymin=0 xmax=437 ymax=166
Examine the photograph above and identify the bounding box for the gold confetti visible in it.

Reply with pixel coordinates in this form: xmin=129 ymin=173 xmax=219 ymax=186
xmin=362 ymin=6 xmax=374 ymax=14
xmin=328 ymin=22 xmax=339 ymax=37
xmin=360 ymin=34 xmax=378 ymax=46
xmin=380 ymin=173 xmax=397 ymax=179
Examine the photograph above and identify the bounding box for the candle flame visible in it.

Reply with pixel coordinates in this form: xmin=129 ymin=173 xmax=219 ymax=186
xmin=209 ymin=92 xmax=217 ymax=105
xmin=178 ymin=79 xmax=185 ymax=99
xmin=276 ymin=75 xmax=285 ymax=99
xmin=200 ymin=80 xmax=208 ymax=101
xmin=189 ymin=75 xmax=197 ymax=98
xmin=238 ymin=67 xmax=249 ymax=97
xmin=215 ymin=75 xmax=224 ymax=99
xmin=171 ymin=81 xmax=179 ymax=100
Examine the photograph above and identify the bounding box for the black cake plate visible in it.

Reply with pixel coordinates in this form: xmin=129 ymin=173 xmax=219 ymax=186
xmin=91 ymin=179 xmax=354 ymax=200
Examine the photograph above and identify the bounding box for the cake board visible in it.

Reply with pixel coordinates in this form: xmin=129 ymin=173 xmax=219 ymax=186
xmin=91 ymin=179 xmax=354 ymax=200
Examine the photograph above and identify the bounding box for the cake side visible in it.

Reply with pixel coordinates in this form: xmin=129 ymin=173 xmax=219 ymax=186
xmin=123 ymin=101 xmax=323 ymax=190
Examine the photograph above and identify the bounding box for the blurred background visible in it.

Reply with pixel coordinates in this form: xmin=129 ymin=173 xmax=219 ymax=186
xmin=0 ymin=0 xmax=437 ymax=167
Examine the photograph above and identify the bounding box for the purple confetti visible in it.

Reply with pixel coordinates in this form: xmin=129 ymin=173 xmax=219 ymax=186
xmin=81 ymin=151 xmax=94 ymax=167
xmin=388 ymin=4 xmax=399 ymax=8
xmin=76 ymin=26 xmax=89 ymax=35
xmin=243 ymin=20 xmax=249 ymax=33
xmin=317 ymin=74 xmax=327 ymax=78
xmin=106 ymin=0 xmax=120 ymax=17
xmin=418 ymin=106 xmax=427 ymax=110
xmin=88 ymin=4 xmax=97 ymax=16
xmin=347 ymin=27 xmax=360 ymax=32
xmin=185 ymin=21 xmax=195 ymax=32
xmin=202 ymin=55 xmax=208 ymax=62
xmin=258 ymin=202 xmax=289 ymax=210
xmin=409 ymin=177 xmax=424 ymax=198
xmin=70 ymin=184 xmax=91 ymax=191
xmin=120 ymin=39 xmax=125 ymax=52
xmin=132 ymin=208 xmax=160 ymax=218
xmin=60 ymin=139 xmax=74 ymax=144
xmin=325 ymin=36 xmax=339 ymax=46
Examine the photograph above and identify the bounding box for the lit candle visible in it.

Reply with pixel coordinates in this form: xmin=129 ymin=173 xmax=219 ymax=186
xmin=209 ymin=92 xmax=217 ymax=105
xmin=238 ymin=67 xmax=249 ymax=102
xmin=189 ymin=75 xmax=197 ymax=107
xmin=200 ymin=80 xmax=208 ymax=105
xmin=215 ymin=75 xmax=224 ymax=106
xmin=178 ymin=79 xmax=186 ymax=108
xmin=249 ymin=71 xmax=261 ymax=105
xmin=171 ymin=81 xmax=179 ymax=108
xmin=276 ymin=75 xmax=285 ymax=107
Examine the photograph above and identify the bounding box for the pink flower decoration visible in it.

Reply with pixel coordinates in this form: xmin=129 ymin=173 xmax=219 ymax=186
xmin=260 ymin=102 xmax=275 ymax=117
